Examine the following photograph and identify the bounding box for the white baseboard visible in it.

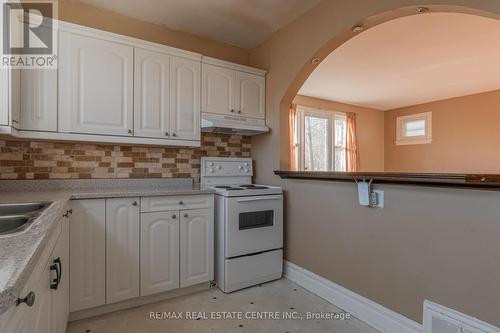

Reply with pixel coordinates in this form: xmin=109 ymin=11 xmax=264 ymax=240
xmin=284 ymin=261 xmax=422 ymax=333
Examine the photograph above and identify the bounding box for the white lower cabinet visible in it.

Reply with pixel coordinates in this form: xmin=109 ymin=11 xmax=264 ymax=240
xmin=69 ymin=199 xmax=106 ymax=312
xmin=106 ymin=198 xmax=140 ymax=304
xmin=180 ymin=208 xmax=214 ymax=287
xmin=51 ymin=214 xmax=70 ymax=333
xmin=0 ymin=211 xmax=69 ymax=333
xmin=140 ymin=211 xmax=179 ymax=296
xmin=66 ymin=195 xmax=213 ymax=314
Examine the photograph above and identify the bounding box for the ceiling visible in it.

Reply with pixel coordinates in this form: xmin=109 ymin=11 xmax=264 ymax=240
xmin=299 ymin=13 xmax=500 ymax=110
xmin=78 ymin=0 xmax=321 ymax=49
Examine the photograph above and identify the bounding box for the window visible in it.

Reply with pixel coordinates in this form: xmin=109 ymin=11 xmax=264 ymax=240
xmin=396 ymin=112 xmax=432 ymax=145
xmin=294 ymin=106 xmax=347 ymax=171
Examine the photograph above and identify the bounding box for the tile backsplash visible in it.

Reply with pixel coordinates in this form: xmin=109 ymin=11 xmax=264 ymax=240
xmin=0 ymin=133 xmax=251 ymax=181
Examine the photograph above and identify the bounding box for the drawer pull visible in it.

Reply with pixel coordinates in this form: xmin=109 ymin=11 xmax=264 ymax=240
xmin=172 ymin=214 xmax=177 ymax=219
xmin=50 ymin=257 xmax=62 ymax=290
xmin=184 ymin=213 xmax=188 ymax=218
xmin=179 ymin=201 xmax=184 ymax=205
xmin=132 ymin=201 xmax=138 ymax=206
xmin=17 ymin=291 xmax=35 ymax=307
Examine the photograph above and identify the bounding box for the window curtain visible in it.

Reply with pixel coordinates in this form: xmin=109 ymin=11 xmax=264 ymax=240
xmin=289 ymin=103 xmax=298 ymax=171
xmin=346 ymin=112 xmax=359 ymax=172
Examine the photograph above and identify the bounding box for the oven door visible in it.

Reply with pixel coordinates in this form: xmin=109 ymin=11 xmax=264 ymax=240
xmin=225 ymin=195 xmax=283 ymax=258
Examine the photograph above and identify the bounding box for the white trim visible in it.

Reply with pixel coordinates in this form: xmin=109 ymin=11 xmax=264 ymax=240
xmin=396 ymin=112 xmax=432 ymax=146
xmin=57 ymin=20 xmax=202 ymax=61
xmin=6 ymin=128 xmax=201 ymax=147
xmin=202 ymin=56 xmax=267 ymax=76
xmin=284 ymin=261 xmax=422 ymax=333
xmin=69 ymin=282 xmax=210 ymax=321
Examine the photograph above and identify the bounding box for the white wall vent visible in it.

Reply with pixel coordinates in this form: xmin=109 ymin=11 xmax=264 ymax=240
xmin=423 ymin=300 xmax=500 ymax=333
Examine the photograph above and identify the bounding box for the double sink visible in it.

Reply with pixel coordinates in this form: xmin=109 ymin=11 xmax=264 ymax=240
xmin=0 ymin=202 xmax=52 ymax=236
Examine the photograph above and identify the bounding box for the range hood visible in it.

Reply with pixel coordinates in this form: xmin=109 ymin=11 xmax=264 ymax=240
xmin=201 ymin=112 xmax=269 ymax=136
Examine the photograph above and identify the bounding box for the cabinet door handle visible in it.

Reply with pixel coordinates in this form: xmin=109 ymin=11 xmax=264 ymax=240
xmin=63 ymin=209 xmax=73 ymax=218
xmin=17 ymin=291 xmax=35 ymax=307
xmin=171 ymin=214 xmax=177 ymax=219
xmin=237 ymin=110 xmax=241 ymax=114
xmin=179 ymin=201 xmax=184 ymax=205
xmin=230 ymin=109 xmax=235 ymax=113
xmin=172 ymin=133 xmax=177 ymax=137
xmin=165 ymin=132 xmax=170 ymax=136
xmin=128 ymin=129 xmax=133 ymax=134
xmin=50 ymin=257 xmax=62 ymax=290
xmin=132 ymin=201 xmax=138 ymax=206
xmin=184 ymin=213 xmax=188 ymax=218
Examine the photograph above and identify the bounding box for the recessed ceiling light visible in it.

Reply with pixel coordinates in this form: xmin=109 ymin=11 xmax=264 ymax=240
xmin=311 ymin=57 xmax=321 ymax=65
xmin=352 ymin=25 xmax=364 ymax=33
xmin=417 ymin=7 xmax=429 ymax=13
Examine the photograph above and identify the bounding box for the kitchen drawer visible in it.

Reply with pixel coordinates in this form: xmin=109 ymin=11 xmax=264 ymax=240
xmin=141 ymin=194 xmax=213 ymax=213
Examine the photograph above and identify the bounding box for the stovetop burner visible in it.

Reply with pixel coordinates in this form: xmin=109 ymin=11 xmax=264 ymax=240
xmin=214 ymin=185 xmax=244 ymax=190
xmin=239 ymin=185 xmax=269 ymax=189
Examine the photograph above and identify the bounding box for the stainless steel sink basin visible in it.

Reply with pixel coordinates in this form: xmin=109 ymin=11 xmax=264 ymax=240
xmin=0 ymin=202 xmax=51 ymax=216
xmin=0 ymin=202 xmax=52 ymax=235
xmin=0 ymin=215 xmax=33 ymax=235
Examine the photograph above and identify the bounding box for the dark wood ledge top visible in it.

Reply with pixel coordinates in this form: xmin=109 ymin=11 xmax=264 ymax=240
xmin=274 ymin=170 xmax=500 ymax=189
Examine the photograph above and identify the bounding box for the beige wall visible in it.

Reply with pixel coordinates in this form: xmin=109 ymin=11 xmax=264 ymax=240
xmin=293 ymin=95 xmax=385 ymax=172
xmin=249 ymin=0 xmax=500 ymax=326
xmin=385 ymin=89 xmax=500 ymax=173
xmin=59 ymin=0 xmax=249 ymax=65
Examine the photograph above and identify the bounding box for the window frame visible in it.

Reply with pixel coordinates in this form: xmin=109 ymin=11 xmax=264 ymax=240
xmin=396 ymin=112 xmax=432 ymax=146
xmin=295 ymin=105 xmax=346 ymax=171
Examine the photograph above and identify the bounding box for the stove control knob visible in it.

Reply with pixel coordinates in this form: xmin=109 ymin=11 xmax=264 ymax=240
xmin=244 ymin=163 xmax=249 ymax=167
xmin=209 ymin=168 xmax=214 ymax=173
xmin=208 ymin=162 xmax=214 ymax=167
xmin=217 ymin=165 xmax=222 ymax=170
xmin=245 ymin=168 xmax=250 ymax=173
xmin=238 ymin=165 xmax=243 ymax=170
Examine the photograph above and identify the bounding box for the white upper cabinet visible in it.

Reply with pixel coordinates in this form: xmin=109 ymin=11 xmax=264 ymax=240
xmin=140 ymin=212 xmax=180 ymax=296
xmin=59 ymin=31 xmax=134 ymax=136
xmin=235 ymin=71 xmax=265 ymax=119
xmin=0 ymin=69 xmax=9 ymax=126
xmin=201 ymin=59 xmax=266 ymax=119
xmin=105 ymin=198 xmax=140 ymax=304
xmin=170 ymin=56 xmax=201 ymax=141
xmin=19 ymin=69 xmax=57 ymax=131
xmin=134 ymin=48 xmax=171 ymax=138
xmin=180 ymin=208 xmax=214 ymax=288
xmin=202 ymin=64 xmax=235 ymax=115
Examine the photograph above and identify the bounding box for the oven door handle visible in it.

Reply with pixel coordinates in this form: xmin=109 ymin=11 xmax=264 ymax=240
xmin=236 ymin=196 xmax=282 ymax=203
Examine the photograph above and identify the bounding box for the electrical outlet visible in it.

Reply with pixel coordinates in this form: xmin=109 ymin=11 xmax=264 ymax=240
xmin=370 ymin=190 xmax=384 ymax=208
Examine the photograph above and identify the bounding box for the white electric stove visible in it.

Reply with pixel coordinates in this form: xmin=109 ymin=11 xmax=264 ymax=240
xmin=201 ymin=157 xmax=283 ymax=293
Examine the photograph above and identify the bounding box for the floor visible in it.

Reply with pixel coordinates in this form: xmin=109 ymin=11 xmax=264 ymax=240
xmin=67 ymin=279 xmax=381 ymax=333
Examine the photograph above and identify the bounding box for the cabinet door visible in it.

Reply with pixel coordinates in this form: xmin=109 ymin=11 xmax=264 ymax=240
xmin=106 ymin=198 xmax=140 ymax=304
xmin=140 ymin=211 xmax=179 ymax=296
xmin=170 ymin=56 xmax=200 ymax=141
xmin=70 ymin=199 xmax=106 ymax=312
xmin=0 ymin=69 xmax=8 ymax=126
xmin=32 ymin=259 xmax=53 ymax=333
xmin=201 ymin=64 xmax=235 ymax=115
xmin=235 ymin=71 xmax=265 ymax=119
xmin=59 ymin=31 xmax=134 ymax=136
xmin=180 ymin=208 xmax=214 ymax=288
xmin=134 ymin=48 xmax=171 ymax=138
xmin=19 ymin=69 xmax=57 ymax=131
xmin=52 ymin=214 xmax=70 ymax=333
